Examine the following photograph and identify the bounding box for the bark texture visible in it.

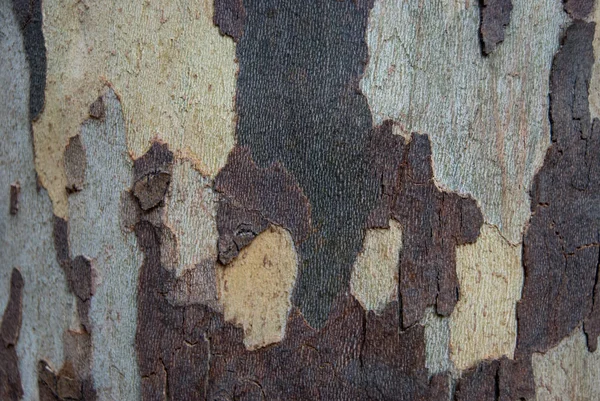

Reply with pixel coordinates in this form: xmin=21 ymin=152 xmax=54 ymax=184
xmin=1 ymin=0 xmax=600 ymax=400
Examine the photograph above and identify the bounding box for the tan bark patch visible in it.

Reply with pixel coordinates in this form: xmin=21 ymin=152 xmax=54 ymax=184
xmin=450 ymin=224 xmax=522 ymax=370
xmin=216 ymin=225 xmax=298 ymax=350
xmin=350 ymin=220 xmax=401 ymax=314
xmin=35 ymin=0 xmax=237 ymax=218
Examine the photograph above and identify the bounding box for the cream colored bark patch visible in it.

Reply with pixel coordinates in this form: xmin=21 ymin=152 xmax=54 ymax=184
xmin=350 ymin=220 xmax=401 ymax=313
xmin=361 ymin=0 xmax=569 ymax=243
xmin=449 ymin=224 xmax=522 ymax=371
xmin=217 ymin=226 xmax=298 ymax=350
xmin=533 ymin=327 xmax=600 ymax=401
xmin=589 ymin=2 xmax=600 ymax=121
xmin=35 ymin=0 xmax=237 ymax=218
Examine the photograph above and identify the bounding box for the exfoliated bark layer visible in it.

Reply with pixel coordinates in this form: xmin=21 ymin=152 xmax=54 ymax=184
xmin=11 ymin=0 xmax=46 ymax=120
xmin=0 ymin=269 xmax=24 ymax=401
xmin=517 ymin=20 xmax=600 ymax=357
xmin=132 ymin=142 xmax=173 ymax=211
xmin=455 ymin=357 xmax=534 ymax=401
xmin=233 ymin=0 xmax=378 ymax=328
xmin=563 ymin=0 xmax=595 ymax=19
xmin=134 ymin=142 xmax=447 ymax=400
xmin=64 ymin=135 xmax=86 ymax=193
xmin=136 ymin=217 xmax=449 ymax=400
xmin=368 ymin=123 xmax=484 ymax=328
xmin=87 ymin=97 xmax=104 ymax=120
xmin=479 ymin=0 xmax=513 ymax=55
xmin=215 ymin=146 xmax=311 ymax=264
xmin=213 ymin=0 xmax=246 ymax=42
xmin=9 ymin=182 xmax=20 ymax=215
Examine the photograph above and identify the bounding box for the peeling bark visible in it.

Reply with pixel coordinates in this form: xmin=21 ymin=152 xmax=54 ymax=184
xmin=0 ymin=269 xmax=24 ymax=401
xmin=369 ymin=124 xmax=484 ymax=328
xmin=11 ymin=0 xmax=46 ymax=120
xmin=479 ymin=0 xmax=513 ymax=55
xmin=215 ymin=146 xmax=311 ymax=265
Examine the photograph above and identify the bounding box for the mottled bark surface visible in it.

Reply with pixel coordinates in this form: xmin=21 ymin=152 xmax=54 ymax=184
xmin=2 ymin=0 xmax=600 ymax=399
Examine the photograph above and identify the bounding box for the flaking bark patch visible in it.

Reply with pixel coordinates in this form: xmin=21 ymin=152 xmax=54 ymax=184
xmin=87 ymin=97 xmax=104 ymax=120
xmin=133 ymin=142 xmax=173 ymax=211
xmin=0 ymin=269 xmax=24 ymax=401
xmin=479 ymin=0 xmax=513 ymax=55
xmin=134 ymin=144 xmax=449 ymax=399
xmin=9 ymin=182 xmax=20 ymax=215
xmin=455 ymin=357 xmax=534 ymax=401
xmin=213 ymin=0 xmax=246 ymax=42
xmin=368 ymin=123 xmax=484 ymax=328
xmin=215 ymin=146 xmax=311 ymax=265
xmin=11 ymin=0 xmax=46 ymax=120
xmin=517 ymin=20 xmax=600 ymax=357
xmin=64 ymin=135 xmax=86 ymax=193
xmin=563 ymin=0 xmax=595 ymax=19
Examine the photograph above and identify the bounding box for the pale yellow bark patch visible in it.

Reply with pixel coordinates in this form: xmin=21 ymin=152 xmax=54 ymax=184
xmin=36 ymin=0 xmax=237 ymax=218
xmin=533 ymin=327 xmax=600 ymax=401
xmin=216 ymin=226 xmax=299 ymax=350
xmin=350 ymin=220 xmax=402 ymax=314
xmin=449 ymin=224 xmax=523 ymax=371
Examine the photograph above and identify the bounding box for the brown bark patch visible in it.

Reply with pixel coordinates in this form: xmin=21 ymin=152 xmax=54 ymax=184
xmin=213 ymin=0 xmax=246 ymax=42
xmin=9 ymin=182 xmax=20 ymax=215
xmin=517 ymin=20 xmax=600 ymax=357
xmin=369 ymin=122 xmax=484 ymax=328
xmin=11 ymin=0 xmax=46 ymax=120
xmin=48 ymin=216 xmax=97 ymax=400
xmin=563 ymin=0 xmax=595 ymax=19
xmin=133 ymin=142 xmax=173 ymax=211
xmin=0 ymin=269 xmax=24 ymax=401
xmin=479 ymin=0 xmax=513 ymax=55
xmin=455 ymin=357 xmax=534 ymax=401
xmin=215 ymin=146 xmax=311 ymax=265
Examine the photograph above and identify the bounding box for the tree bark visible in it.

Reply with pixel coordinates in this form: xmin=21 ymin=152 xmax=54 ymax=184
xmin=1 ymin=0 xmax=599 ymax=400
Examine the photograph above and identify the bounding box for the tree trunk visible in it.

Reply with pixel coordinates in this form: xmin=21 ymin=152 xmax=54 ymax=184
xmin=1 ymin=0 xmax=599 ymax=399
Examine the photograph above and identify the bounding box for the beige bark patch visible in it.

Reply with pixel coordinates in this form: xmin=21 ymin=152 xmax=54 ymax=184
xmin=449 ymin=224 xmax=523 ymax=371
xmin=216 ymin=226 xmax=298 ymax=350
xmin=350 ymin=220 xmax=402 ymax=313
xmin=533 ymin=327 xmax=600 ymax=401
xmin=35 ymin=0 xmax=237 ymax=218
xmin=589 ymin=2 xmax=600 ymax=121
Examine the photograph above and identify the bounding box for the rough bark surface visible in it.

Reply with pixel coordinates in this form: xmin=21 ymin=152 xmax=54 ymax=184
xmin=2 ymin=0 xmax=600 ymax=399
